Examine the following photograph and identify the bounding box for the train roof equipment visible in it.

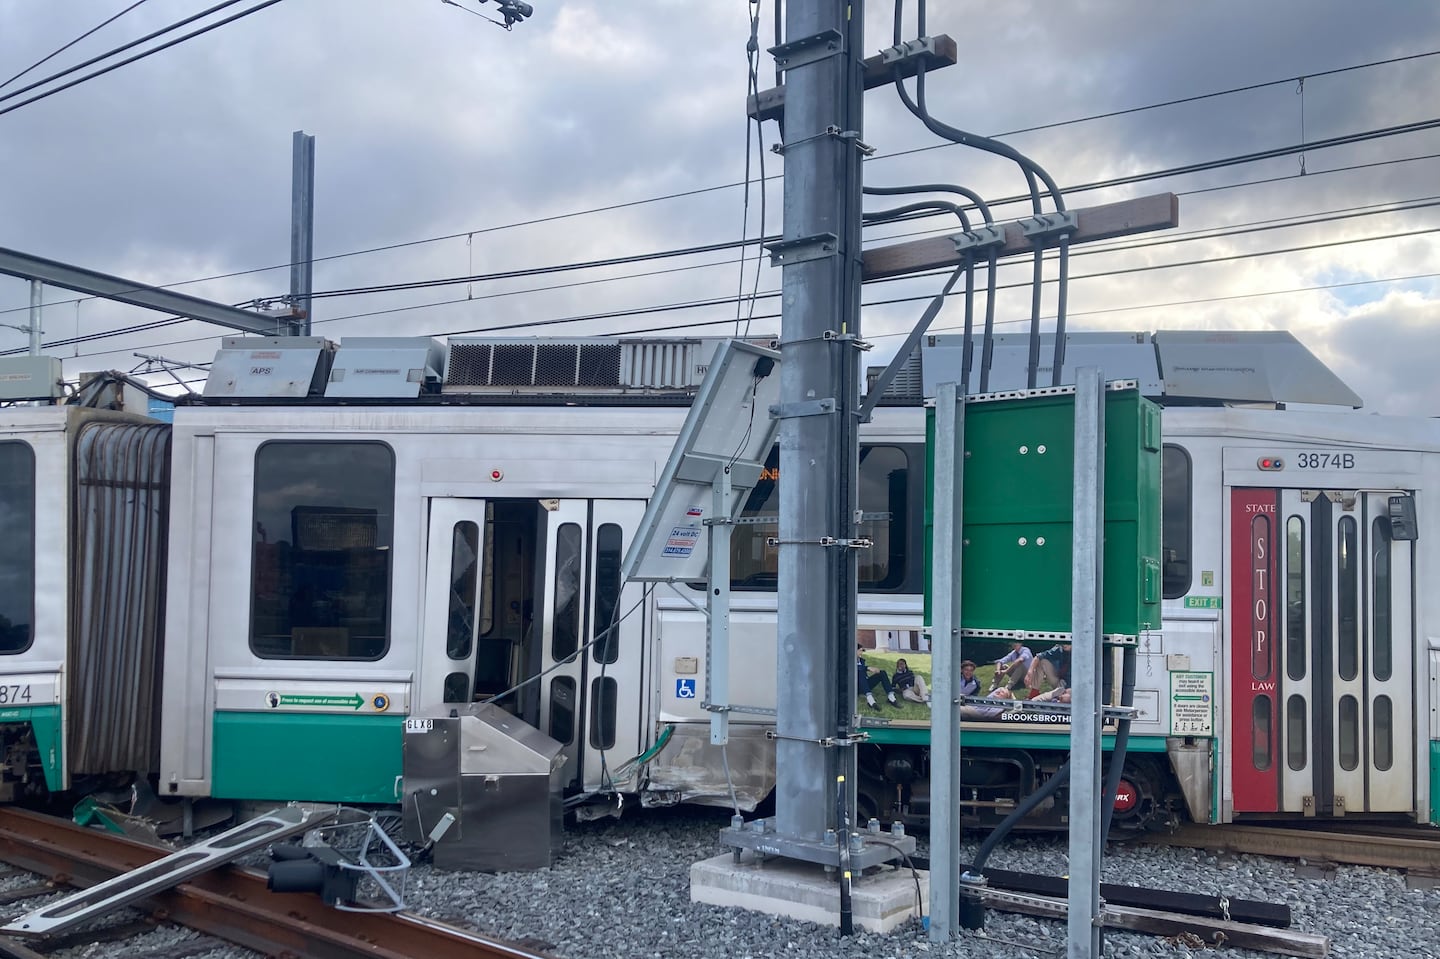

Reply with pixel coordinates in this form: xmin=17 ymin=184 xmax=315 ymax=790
xmin=875 ymin=329 xmax=1363 ymax=409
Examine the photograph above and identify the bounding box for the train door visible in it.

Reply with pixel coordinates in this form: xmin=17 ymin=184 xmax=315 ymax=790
xmin=1230 ymin=488 xmax=1416 ymax=816
xmin=417 ymin=499 xmax=488 ymax=706
xmin=536 ymin=500 xmax=647 ymax=795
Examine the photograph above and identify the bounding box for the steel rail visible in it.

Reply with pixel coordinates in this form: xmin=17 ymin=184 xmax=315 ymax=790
xmin=1147 ymin=822 xmax=1440 ymax=873
xmin=0 ymin=807 xmax=554 ymax=959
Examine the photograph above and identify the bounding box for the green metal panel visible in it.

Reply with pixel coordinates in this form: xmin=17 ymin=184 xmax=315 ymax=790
xmin=212 ymin=711 xmax=403 ymax=804
xmin=1432 ymin=740 xmax=1440 ymax=826
xmin=0 ymin=706 xmax=64 ymax=791
xmin=926 ymin=386 xmax=1162 ymax=636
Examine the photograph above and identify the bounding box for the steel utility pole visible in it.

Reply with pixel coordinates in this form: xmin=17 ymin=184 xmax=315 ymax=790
xmin=290 ymin=130 xmax=316 ymax=335
xmin=772 ymin=0 xmax=865 ymax=850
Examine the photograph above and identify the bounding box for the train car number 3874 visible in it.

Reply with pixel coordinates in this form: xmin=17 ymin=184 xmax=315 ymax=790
xmin=0 ymin=686 xmax=31 ymax=705
xmin=1295 ymin=452 xmax=1356 ymax=469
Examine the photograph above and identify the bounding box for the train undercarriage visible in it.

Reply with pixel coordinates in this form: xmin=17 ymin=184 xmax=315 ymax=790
xmin=856 ymin=744 xmax=1184 ymax=835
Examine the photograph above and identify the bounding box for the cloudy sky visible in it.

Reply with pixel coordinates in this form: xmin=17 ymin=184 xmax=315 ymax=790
xmin=0 ymin=1 xmax=1437 ymax=413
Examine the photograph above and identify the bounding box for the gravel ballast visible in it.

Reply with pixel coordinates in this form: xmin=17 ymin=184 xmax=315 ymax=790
xmin=401 ymin=806 xmax=1440 ymax=959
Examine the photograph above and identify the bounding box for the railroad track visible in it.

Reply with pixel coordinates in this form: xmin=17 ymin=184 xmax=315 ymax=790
xmin=1144 ymin=821 xmax=1440 ymax=875
xmin=0 ymin=807 xmax=554 ymax=959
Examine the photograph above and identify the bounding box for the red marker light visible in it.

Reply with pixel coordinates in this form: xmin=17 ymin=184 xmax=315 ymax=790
xmin=1257 ymin=456 xmax=1284 ymax=471
xmin=490 ymin=468 xmax=504 ymax=482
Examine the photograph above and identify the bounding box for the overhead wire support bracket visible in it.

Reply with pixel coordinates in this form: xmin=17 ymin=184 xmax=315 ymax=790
xmin=768 ymin=28 xmax=845 ymax=71
xmin=748 ymin=36 xmax=957 ymax=122
xmin=763 ymin=232 xmax=838 ymax=266
xmin=1018 ymin=210 xmax=1079 ymax=242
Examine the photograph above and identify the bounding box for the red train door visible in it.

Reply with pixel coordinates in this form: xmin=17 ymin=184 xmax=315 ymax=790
xmin=1230 ymin=489 xmax=1280 ymax=812
xmin=1232 ymin=487 xmax=1417 ymax=817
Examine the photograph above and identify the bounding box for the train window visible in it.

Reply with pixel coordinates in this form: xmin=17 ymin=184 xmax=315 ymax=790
xmin=728 ymin=444 xmax=921 ymax=594
xmin=1337 ymin=516 xmax=1358 ymax=682
xmin=1285 ymin=695 xmax=1307 ymax=771
xmin=1338 ymin=695 xmax=1360 ymax=771
xmin=552 ymin=524 xmax=583 ymax=661
xmin=446 ymin=522 xmax=480 ymax=661
xmin=549 ymin=676 xmax=576 ymax=746
xmin=1161 ymin=445 xmax=1191 ymax=599
xmin=1373 ymin=695 xmax=1393 ymax=772
xmin=593 ymin=524 xmax=623 ymax=665
xmin=0 ymin=443 xmax=35 ymax=655
xmin=1286 ymin=517 xmax=1306 ymax=681
xmin=1371 ymin=518 xmax=1392 ymax=682
xmin=250 ymin=442 xmax=394 ymax=661
xmin=443 ymin=671 xmax=470 ymax=704
xmin=1251 ymin=696 xmax=1272 ymax=771
xmin=589 ymin=676 xmax=617 ymax=749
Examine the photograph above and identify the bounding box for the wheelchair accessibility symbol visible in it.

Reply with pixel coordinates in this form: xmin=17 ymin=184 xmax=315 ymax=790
xmin=675 ymin=679 xmax=697 ymax=700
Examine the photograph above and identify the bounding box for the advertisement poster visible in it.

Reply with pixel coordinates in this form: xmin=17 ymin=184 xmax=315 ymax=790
xmin=856 ymin=629 xmax=1083 ymax=728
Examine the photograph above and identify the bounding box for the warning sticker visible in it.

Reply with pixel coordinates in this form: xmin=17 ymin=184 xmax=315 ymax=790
xmin=662 ymin=527 xmax=701 ymax=557
xmin=1170 ymin=671 xmax=1214 ymax=737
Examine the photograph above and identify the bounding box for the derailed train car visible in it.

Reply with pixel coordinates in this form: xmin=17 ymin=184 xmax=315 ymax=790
xmin=0 ymin=331 xmax=1437 ymax=834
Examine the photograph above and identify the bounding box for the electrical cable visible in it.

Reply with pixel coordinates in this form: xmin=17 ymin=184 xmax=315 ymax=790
xmin=896 ymin=0 xmax=1071 ymax=389
xmin=0 ymin=1 xmax=286 ymax=120
xmin=0 ymin=0 xmax=249 ymax=105
xmin=0 ymin=0 xmax=153 ymax=91
xmin=734 ymin=0 xmax=769 ymax=338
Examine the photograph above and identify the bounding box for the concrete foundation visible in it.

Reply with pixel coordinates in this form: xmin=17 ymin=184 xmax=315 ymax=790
xmin=690 ymin=853 xmax=928 ymax=934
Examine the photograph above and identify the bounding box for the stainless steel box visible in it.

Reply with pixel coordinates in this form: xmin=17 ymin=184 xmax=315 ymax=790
xmin=401 ymin=703 xmax=566 ymax=872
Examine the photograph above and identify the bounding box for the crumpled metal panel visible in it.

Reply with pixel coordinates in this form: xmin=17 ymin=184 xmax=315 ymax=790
xmin=71 ymin=422 xmax=171 ymax=776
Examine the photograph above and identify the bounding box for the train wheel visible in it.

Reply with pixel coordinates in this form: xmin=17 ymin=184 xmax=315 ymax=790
xmin=1105 ymin=757 xmax=1163 ymax=836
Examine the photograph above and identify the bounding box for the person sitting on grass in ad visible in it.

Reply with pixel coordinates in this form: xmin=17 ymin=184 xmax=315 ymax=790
xmin=893 ymin=658 xmax=932 ymax=706
xmin=990 ymin=641 xmax=1034 ymax=692
xmin=857 ymin=643 xmax=896 ymax=709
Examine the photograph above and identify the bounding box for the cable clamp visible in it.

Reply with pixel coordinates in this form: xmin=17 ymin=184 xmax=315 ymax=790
xmin=879 ymin=36 xmax=939 ymax=64
xmin=823 ymin=329 xmax=873 ymax=350
xmin=764 ymin=536 xmax=872 ymax=549
xmin=951 ymin=225 xmax=1007 ymax=252
xmin=1017 ymin=211 xmax=1078 ymax=241
xmin=766 ymin=730 xmax=869 ymax=747
xmin=771 ymin=125 xmax=874 ymax=157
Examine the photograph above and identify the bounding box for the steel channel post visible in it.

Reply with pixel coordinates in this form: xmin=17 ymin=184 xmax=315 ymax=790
xmin=289 ymin=131 xmax=315 ymax=337
xmin=773 ymin=0 xmax=866 ymax=846
xmin=1067 ymin=367 xmax=1105 ymax=958
xmin=928 ymin=382 xmax=964 ymax=941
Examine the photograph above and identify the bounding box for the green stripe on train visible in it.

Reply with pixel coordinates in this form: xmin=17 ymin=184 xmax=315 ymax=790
xmin=861 ymin=726 xmax=1170 ymax=752
xmin=212 ymin=711 xmax=403 ymax=804
xmin=0 ymin=706 xmax=64 ymax=791
xmin=1433 ymin=741 xmax=1440 ymax=826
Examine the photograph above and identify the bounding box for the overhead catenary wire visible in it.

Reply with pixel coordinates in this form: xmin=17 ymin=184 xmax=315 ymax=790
xmin=0 ymin=0 xmax=153 ymax=91
xmin=13 ymin=205 xmax=1438 ymax=359
xmin=36 ymin=221 xmax=1440 ymax=364
xmin=3 ymin=149 xmax=1436 ymax=331
xmin=0 ymin=1 xmax=287 ymax=120
xmin=5 ymin=44 xmax=1430 ymax=317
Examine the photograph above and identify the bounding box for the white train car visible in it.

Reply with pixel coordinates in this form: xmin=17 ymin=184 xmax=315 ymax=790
xmin=0 ymin=405 xmax=169 ymax=799
xmin=4 ymin=331 xmax=1438 ymax=833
